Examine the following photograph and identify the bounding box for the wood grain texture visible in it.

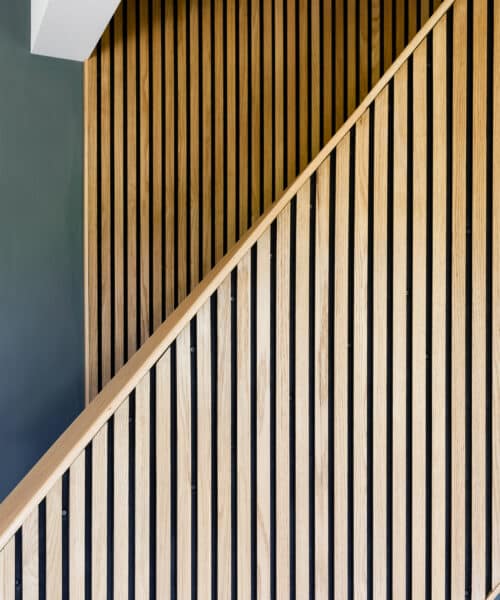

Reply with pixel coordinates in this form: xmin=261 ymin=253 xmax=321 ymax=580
xmin=69 ymin=452 xmax=86 ymax=600
xmin=46 ymin=478 xmax=62 ymax=600
xmin=113 ymin=397 xmax=129 ymax=599
xmin=22 ymin=507 xmax=38 ymax=600
xmin=0 ymin=537 xmax=15 ymax=600
xmin=92 ymin=425 xmax=107 ymax=600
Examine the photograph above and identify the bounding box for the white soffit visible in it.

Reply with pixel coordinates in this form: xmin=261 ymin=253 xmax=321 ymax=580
xmin=31 ymin=0 xmax=122 ymax=62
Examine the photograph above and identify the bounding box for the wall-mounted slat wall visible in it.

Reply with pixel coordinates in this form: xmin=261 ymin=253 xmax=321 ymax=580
xmin=84 ymin=0 xmax=445 ymax=401
xmin=2 ymin=1 xmax=499 ymax=598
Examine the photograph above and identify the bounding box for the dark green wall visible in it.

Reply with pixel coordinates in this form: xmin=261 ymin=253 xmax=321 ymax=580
xmin=0 ymin=1 xmax=83 ymax=500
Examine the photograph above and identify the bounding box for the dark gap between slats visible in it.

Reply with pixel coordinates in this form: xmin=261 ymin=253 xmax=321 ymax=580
xmin=386 ymin=80 xmax=395 ymax=600
xmin=328 ymin=151 xmax=336 ymax=600
xmin=417 ymin=0 xmax=422 ymax=30
xmin=289 ymin=197 xmax=297 ymax=600
xmin=309 ymin=174 xmax=317 ymax=599
xmin=347 ymin=127 xmax=356 ymax=600
xmin=135 ymin=0 xmax=141 ymax=345
xmin=465 ymin=0 xmax=473 ymax=593
xmin=405 ymin=53 xmax=414 ymax=600
xmin=128 ymin=392 xmax=136 ymax=600
xmin=187 ymin=0 xmax=193 ymax=292
xmin=367 ymin=103 xmax=375 ymax=600
xmin=97 ymin=41 xmax=103 ymax=392
xmin=15 ymin=528 xmax=22 ymax=600
xmin=190 ymin=322 xmax=198 ymax=599
xmin=161 ymin=0 xmax=166 ymax=321
xmin=368 ymin=0 xmax=373 ymax=91
xmin=231 ymin=271 xmax=238 ymax=598
xmin=445 ymin=10 xmax=454 ymax=599
xmin=123 ymin=1 xmax=130 ymax=359
xmin=250 ymin=245 xmax=258 ymax=597
xmin=404 ymin=0 xmax=409 ymax=46
xmin=270 ymin=223 xmax=278 ymax=600
xmin=485 ymin=0 xmax=494 ymax=590
xmin=173 ymin=0 xmax=180 ymax=307
xmin=85 ymin=444 xmax=93 ymax=600
xmin=39 ymin=499 xmax=46 ymax=600
xmin=62 ymin=471 xmax=70 ymax=600
xmin=223 ymin=0 xmax=228 ymax=254
xmin=425 ymin=32 xmax=434 ymax=600
xmin=210 ymin=297 xmax=218 ymax=598
xmin=148 ymin=0 xmax=154 ymax=333
xmin=392 ymin=0 xmax=397 ymax=63
xmin=170 ymin=346 xmax=178 ymax=599
xmin=150 ymin=367 xmax=157 ymax=599
xmin=107 ymin=417 xmax=115 ymax=600
xmin=110 ymin=19 xmax=117 ymax=374
xmin=355 ymin=0 xmax=360 ymax=107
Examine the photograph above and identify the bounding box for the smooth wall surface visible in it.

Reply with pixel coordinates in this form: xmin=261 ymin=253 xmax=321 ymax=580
xmin=0 ymin=1 xmax=83 ymax=500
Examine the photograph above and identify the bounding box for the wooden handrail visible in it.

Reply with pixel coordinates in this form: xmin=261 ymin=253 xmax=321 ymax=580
xmin=0 ymin=0 xmax=454 ymax=550
xmin=486 ymin=584 xmax=500 ymax=600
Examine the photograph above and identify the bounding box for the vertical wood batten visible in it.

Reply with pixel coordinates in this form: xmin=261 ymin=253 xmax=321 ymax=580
xmin=46 ymin=478 xmax=62 ymax=600
xmin=156 ymin=350 xmax=172 ymax=599
xmin=22 ymin=506 xmax=38 ymax=599
xmin=92 ymin=426 xmax=108 ymax=600
xmin=177 ymin=0 xmax=188 ymax=301
xmin=69 ymin=452 xmax=85 ymax=600
xmin=113 ymin=397 xmax=129 ymax=598
xmin=176 ymin=326 xmax=192 ymax=598
xmin=353 ymin=110 xmax=369 ymax=600
xmin=237 ymin=253 xmax=252 ymax=600
xmin=295 ymin=180 xmax=310 ymax=599
xmin=1 ymin=537 xmax=15 ymax=600
xmin=217 ymin=276 xmax=232 ymax=597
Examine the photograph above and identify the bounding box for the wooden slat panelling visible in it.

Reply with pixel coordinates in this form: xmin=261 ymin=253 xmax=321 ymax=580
xmin=0 ymin=537 xmax=15 ymax=600
xmin=22 ymin=507 xmax=38 ymax=599
xmin=84 ymin=0 xmax=444 ymax=402
xmin=92 ymin=426 xmax=107 ymax=600
xmin=69 ymin=453 xmax=85 ymax=600
xmin=46 ymin=478 xmax=62 ymax=600
xmin=113 ymin=397 xmax=129 ymax=598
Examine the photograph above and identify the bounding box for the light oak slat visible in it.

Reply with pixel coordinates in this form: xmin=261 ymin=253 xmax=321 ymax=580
xmin=251 ymin=0 xmax=261 ymax=221
xmin=156 ymin=350 xmax=171 ymax=599
xmin=113 ymin=397 xmax=129 ymax=599
xmin=347 ymin=1 xmax=356 ymax=115
xmin=201 ymin=0 xmax=213 ymax=275
xmin=384 ymin=0 xmax=394 ymax=70
xmin=334 ymin=135 xmax=350 ymax=599
xmin=311 ymin=0 xmax=321 ymax=158
xmin=314 ymin=159 xmax=330 ymax=598
xmin=190 ymin=0 xmax=201 ymax=288
xmin=408 ymin=0 xmax=417 ymax=40
xmin=92 ymin=425 xmax=107 ymax=600
xmin=139 ymin=0 xmax=150 ymax=343
xmin=412 ymin=40 xmax=428 ymax=600
xmin=239 ymin=0 xmax=249 ymax=236
xmin=165 ymin=0 xmax=176 ymax=310
xmin=322 ymin=0 xmax=333 ymax=145
xmin=237 ymin=253 xmax=252 ymax=600
xmin=421 ymin=1 xmax=430 ymax=28
xmin=227 ymin=0 xmax=237 ymax=247
xmin=257 ymin=230 xmax=271 ymax=599
xmin=335 ymin=0 xmax=345 ymax=129
xmin=371 ymin=0 xmax=381 ymax=85
xmin=299 ymin=0 xmax=309 ymax=171
xmin=126 ymin=0 xmax=138 ymax=358
xmin=113 ymin=6 xmax=125 ymax=372
xmin=373 ymin=86 xmax=388 ymax=600
xmin=263 ymin=0 xmax=273 ymax=209
xmin=214 ymin=0 xmax=224 ymax=260
xmin=178 ymin=0 xmax=188 ymax=301
xmin=22 ymin=506 xmax=38 ymax=599
xmin=451 ymin=2 xmax=467 ymax=596
xmin=135 ymin=373 xmax=150 ymax=599
xmin=217 ymin=276 xmax=232 ymax=598
xmin=276 ymin=205 xmax=291 ymax=599
xmin=493 ymin=0 xmax=500 ymax=584
xmin=69 ymin=452 xmax=85 ymax=600
xmin=152 ymin=0 xmax=163 ymax=328
xmin=392 ymin=61 xmax=408 ymax=600
xmin=295 ymin=180 xmax=310 ymax=599
xmin=396 ymin=0 xmax=406 ymax=54
xmin=472 ymin=2 xmax=487 ymax=598
xmin=85 ymin=51 xmax=99 ymax=404
xmin=0 ymin=1 xmax=456 ymax=550
xmin=176 ymin=325 xmax=192 ymax=598
xmin=275 ymin=0 xmax=285 ymax=198
xmin=46 ymin=478 xmax=62 ymax=600
xmin=1 ymin=537 xmax=15 ymax=600
xmin=101 ymin=28 xmax=112 ymax=386
xmin=431 ymin=15 xmax=447 ymax=599
xmin=359 ymin=0 xmax=369 ymax=100
xmin=197 ymin=302 xmax=212 ymax=596
xmin=286 ymin=0 xmax=297 ymax=181
xmin=353 ymin=110 xmax=369 ymax=600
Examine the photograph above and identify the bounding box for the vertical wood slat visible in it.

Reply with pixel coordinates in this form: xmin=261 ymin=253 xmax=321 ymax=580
xmin=92 ymin=426 xmax=108 ymax=600
xmin=1 ymin=537 xmax=15 ymax=600
xmin=197 ymin=304 xmax=212 ymax=597
xmin=314 ymin=159 xmax=330 ymax=598
xmin=263 ymin=0 xmax=273 ymax=208
xmin=299 ymin=0 xmax=308 ymax=172
xmin=177 ymin=325 xmax=192 ymax=598
xmin=432 ymin=15 xmax=448 ymax=599
xmin=334 ymin=135 xmax=350 ymax=599
xmin=22 ymin=507 xmax=38 ymax=600
xmin=237 ymin=254 xmax=252 ymax=600
xmin=178 ymin=0 xmax=188 ymax=300
xmin=46 ymin=479 xmax=62 ymax=600
xmin=257 ymin=231 xmax=271 ymax=600
xmin=156 ymin=350 xmax=172 ymax=599
xmin=135 ymin=373 xmax=150 ymax=599
xmin=217 ymin=276 xmax=232 ymax=597
xmin=114 ymin=397 xmax=129 ymax=599
xmin=392 ymin=61 xmax=408 ymax=600
xmin=353 ymin=109 xmax=369 ymax=600
xmin=295 ymin=180 xmax=310 ymax=599
xmin=69 ymin=452 xmax=86 ymax=600
xmin=276 ymin=206 xmax=290 ymax=599
xmin=373 ymin=86 xmax=388 ymax=600
xmin=227 ymin=0 xmax=237 ymax=247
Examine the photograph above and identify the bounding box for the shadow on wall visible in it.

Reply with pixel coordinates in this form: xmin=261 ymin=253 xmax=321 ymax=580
xmin=0 ymin=1 xmax=84 ymax=500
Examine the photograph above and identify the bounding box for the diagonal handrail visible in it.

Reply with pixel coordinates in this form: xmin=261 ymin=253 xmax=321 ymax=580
xmin=0 ymin=0 xmax=454 ymax=550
